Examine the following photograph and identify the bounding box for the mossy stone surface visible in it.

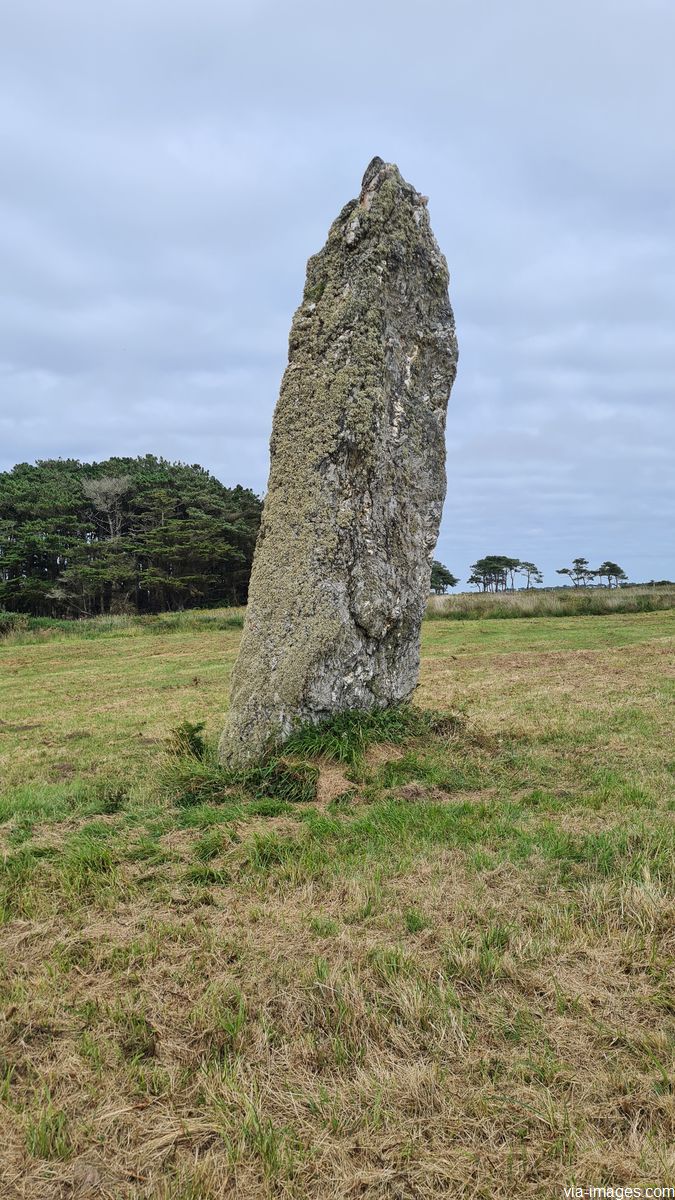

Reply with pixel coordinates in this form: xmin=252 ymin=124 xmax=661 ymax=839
xmin=219 ymin=158 xmax=458 ymax=766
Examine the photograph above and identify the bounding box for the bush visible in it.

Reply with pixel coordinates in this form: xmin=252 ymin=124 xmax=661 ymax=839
xmin=167 ymin=721 xmax=208 ymax=760
xmin=0 ymin=611 xmax=28 ymax=637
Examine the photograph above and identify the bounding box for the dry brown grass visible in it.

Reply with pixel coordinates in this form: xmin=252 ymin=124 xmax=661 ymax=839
xmin=315 ymin=763 xmax=352 ymax=808
xmin=2 ymin=854 xmax=673 ymax=1198
xmin=0 ymin=609 xmax=673 ymax=1197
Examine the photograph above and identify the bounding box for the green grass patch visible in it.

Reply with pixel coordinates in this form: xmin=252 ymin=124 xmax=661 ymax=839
xmin=283 ymin=704 xmax=451 ymax=766
xmin=25 ymin=1096 xmax=72 ymax=1160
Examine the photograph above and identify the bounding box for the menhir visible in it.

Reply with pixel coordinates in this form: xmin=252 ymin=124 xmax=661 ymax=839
xmin=219 ymin=157 xmax=458 ymax=767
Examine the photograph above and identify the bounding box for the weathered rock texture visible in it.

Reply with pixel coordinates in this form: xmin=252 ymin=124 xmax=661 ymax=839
xmin=219 ymin=157 xmax=457 ymax=767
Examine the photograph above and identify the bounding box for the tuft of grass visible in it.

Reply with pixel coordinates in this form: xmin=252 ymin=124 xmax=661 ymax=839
xmin=86 ymin=781 xmax=128 ymax=815
xmin=165 ymin=705 xmax=461 ymax=811
xmin=233 ymin=757 xmax=320 ymax=805
xmin=25 ymin=1096 xmax=72 ymax=1160
xmin=193 ymin=829 xmax=225 ymax=861
xmin=246 ymin=797 xmax=292 ymax=817
xmin=0 ymin=1062 xmax=15 ymax=1102
xmin=164 ymin=736 xmax=319 ymax=807
xmin=237 ymin=1105 xmax=302 ymax=1179
xmin=283 ymin=704 xmax=447 ymax=767
xmin=161 ymin=757 xmax=239 ymax=809
xmin=168 ymin=720 xmax=208 ymax=760
xmin=78 ymin=1029 xmax=106 ymax=1073
xmin=309 ymin=916 xmax=339 ymax=937
xmin=113 ymin=1007 xmax=158 ymax=1063
xmin=0 ymin=845 xmax=56 ymax=921
xmin=185 ymin=863 xmax=232 ymax=886
xmin=403 ymin=907 xmax=431 ymax=934
xmin=191 ymin=982 xmax=247 ymax=1060
xmin=0 ymin=610 xmax=27 ymax=636
xmin=61 ymin=835 xmax=118 ymax=898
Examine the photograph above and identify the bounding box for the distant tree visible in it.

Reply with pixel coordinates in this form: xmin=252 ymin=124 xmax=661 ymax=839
xmin=468 ymin=555 xmax=520 ymax=592
xmin=556 ymin=557 xmax=596 ymax=587
xmin=504 ymin=557 xmax=521 ymax=590
xmin=430 ymin=560 xmax=458 ymax=594
xmin=596 ymin=561 xmax=628 ymax=588
xmin=81 ymin=475 xmax=131 ymax=540
xmin=516 ymin=561 xmax=543 ymax=589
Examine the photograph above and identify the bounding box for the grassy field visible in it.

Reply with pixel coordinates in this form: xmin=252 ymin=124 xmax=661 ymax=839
xmin=2 ymin=585 xmax=674 ymax=646
xmin=0 ymin=608 xmax=673 ymax=1197
xmin=427 ymin=584 xmax=675 ymax=620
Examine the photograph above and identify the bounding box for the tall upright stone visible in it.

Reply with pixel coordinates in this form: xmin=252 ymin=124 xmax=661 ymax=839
xmin=219 ymin=157 xmax=458 ymax=767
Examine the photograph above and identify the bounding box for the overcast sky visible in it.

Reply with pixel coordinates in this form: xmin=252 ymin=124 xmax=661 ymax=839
xmin=1 ymin=0 xmax=673 ymax=585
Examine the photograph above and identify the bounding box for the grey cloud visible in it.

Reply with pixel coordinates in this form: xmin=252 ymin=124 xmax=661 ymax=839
xmin=0 ymin=0 xmax=673 ymax=586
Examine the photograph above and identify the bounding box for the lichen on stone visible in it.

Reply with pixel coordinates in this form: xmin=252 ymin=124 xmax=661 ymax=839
xmin=219 ymin=157 xmax=458 ymax=767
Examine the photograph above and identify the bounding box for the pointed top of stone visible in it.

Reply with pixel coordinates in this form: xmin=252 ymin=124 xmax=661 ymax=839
xmin=361 ymin=155 xmax=385 ymax=190
xmin=356 ymin=157 xmax=425 ymax=215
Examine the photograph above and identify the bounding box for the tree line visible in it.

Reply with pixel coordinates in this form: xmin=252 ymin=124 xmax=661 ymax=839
xmin=0 ymin=457 xmax=635 ymax=616
xmin=431 ymin=555 xmax=629 ymax=594
xmin=0 ymin=457 xmax=262 ymax=616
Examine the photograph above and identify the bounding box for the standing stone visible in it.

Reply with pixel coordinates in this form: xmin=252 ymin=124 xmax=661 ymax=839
xmin=219 ymin=157 xmax=458 ymax=767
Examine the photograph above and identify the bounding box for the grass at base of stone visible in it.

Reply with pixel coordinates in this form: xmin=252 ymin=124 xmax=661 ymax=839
xmin=159 ymin=749 xmax=320 ymax=810
xmin=282 ymin=703 xmax=455 ymax=766
xmin=0 ymin=610 xmax=673 ymax=1197
xmin=161 ymin=704 xmax=461 ymax=809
